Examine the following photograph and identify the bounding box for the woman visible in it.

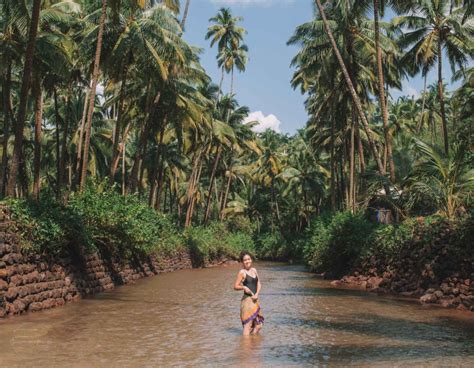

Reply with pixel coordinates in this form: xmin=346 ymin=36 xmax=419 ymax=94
xmin=233 ymin=251 xmax=264 ymax=335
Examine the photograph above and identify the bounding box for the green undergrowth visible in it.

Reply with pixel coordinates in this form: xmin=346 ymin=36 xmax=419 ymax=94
xmin=300 ymin=211 xmax=473 ymax=278
xmin=2 ymin=188 xmax=255 ymax=262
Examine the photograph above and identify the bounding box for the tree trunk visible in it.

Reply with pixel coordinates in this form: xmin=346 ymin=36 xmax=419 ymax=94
xmin=330 ymin=116 xmax=336 ymax=211
xmin=180 ymin=0 xmax=191 ymax=30
xmin=53 ymin=89 xmax=61 ymax=194
xmin=356 ymin=120 xmax=365 ymax=175
xmin=437 ymin=39 xmax=449 ymax=155
xmin=33 ymin=76 xmax=43 ymax=200
xmin=59 ymin=86 xmax=71 ymax=192
xmin=110 ymin=122 xmax=131 ymax=186
xmin=203 ymin=145 xmax=221 ymax=224
xmin=79 ymin=0 xmax=108 ymax=191
xmin=314 ymin=0 xmax=385 ymax=177
xmin=185 ymin=151 xmax=203 ymax=227
xmin=122 ymin=140 xmax=126 ymax=195
xmin=230 ymin=66 xmax=234 ymax=96
xmin=76 ymin=85 xmax=90 ymax=174
xmin=374 ymin=0 xmax=395 ymax=182
xmin=217 ymin=67 xmax=225 ymax=102
xmin=349 ymin=111 xmax=356 ymax=213
xmin=148 ymin=124 xmax=166 ymax=206
xmin=0 ymin=60 xmax=13 ymax=196
xmin=418 ymin=73 xmax=427 ymax=132
xmin=109 ymin=64 xmax=128 ymax=185
xmin=220 ymin=169 xmax=232 ymax=220
xmin=6 ymin=0 xmax=42 ymax=197
xmin=127 ymin=91 xmax=161 ymax=193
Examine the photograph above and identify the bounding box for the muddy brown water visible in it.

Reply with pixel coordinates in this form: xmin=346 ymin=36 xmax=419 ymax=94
xmin=1 ymin=262 xmax=473 ymax=367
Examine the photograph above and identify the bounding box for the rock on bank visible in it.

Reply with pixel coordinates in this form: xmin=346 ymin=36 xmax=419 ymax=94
xmin=0 ymin=205 xmax=232 ymax=318
xmin=330 ymin=217 xmax=474 ymax=311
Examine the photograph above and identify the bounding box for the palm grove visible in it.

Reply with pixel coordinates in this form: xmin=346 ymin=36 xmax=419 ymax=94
xmin=0 ymin=1 xmax=473 ymax=262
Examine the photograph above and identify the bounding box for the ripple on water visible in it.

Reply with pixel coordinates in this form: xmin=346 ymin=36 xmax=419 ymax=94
xmin=0 ymin=262 xmax=473 ymax=367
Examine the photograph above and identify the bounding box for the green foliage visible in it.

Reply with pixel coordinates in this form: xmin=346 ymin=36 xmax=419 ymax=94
xmin=5 ymin=187 xmax=256 ymax=262
xmin=4 ymin=195 xmax=93 ymax=255
xmin=255 ymin=232 xmax=286 ymax=260
xmin=302 ymin=211 xmax=473 ymax=278
xmin=68 ymin=187 xmax=184 ymax=257
xmin=184 ymin=222 xmax=255 ymax=266
xmin=303 ymin=212 xmax=375 ymax=277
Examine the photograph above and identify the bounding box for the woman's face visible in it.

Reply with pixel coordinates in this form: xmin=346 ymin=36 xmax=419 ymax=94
xmin=242 ymin=254 xmax=252 ymax=269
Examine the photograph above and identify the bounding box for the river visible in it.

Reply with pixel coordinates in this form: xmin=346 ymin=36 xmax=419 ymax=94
xmin=0 ymin=262 xmax=473 ymax=367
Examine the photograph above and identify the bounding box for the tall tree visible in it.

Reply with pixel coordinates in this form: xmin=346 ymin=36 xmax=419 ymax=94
xmin=79 ymin=0 xmax=108 ymax=191
xmin=6 ymin=0 xmax=42 ymax=197
xmin=313 ymin=0 xmax=386 ymax=177
xmin=373 ymin=0 xmax=395 ymax=182
xmin=395 ymin=0 xmax=473 ymax=154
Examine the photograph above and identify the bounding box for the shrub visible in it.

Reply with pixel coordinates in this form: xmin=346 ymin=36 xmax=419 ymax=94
xmin=256 ymin=232 xmax=286 ymax=260
xmin=303 ymin=211 xmax=375 ymax=277
xmin=5 ymin=195 xmax=93 ymax=255
xmin=5 ymin=186 xmax=257 ymax=264
xmin=68 ymin=188 xmax=183 ymax=257
xmin=184 ymin=222 xmax=255 ymax=266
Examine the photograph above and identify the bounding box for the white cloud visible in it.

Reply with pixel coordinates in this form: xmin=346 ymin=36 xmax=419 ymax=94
xmin=210 ymin=0 xmax=295 ymax=7
xmin=244 ymin=111 xmax=281 ymax=133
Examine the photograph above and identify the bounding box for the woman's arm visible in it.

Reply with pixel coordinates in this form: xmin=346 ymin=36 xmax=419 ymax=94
xmin=234 ymin=270 xmax=252 ymax=294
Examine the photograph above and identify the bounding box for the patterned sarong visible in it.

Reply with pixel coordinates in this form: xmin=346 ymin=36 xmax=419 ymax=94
xmin=240 ymin=295 xmax=264 ymax=327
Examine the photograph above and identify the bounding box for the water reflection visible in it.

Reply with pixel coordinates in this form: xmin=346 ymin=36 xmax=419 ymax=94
xmin=0 ymin=262 xmax=473 ymax=367
xmin=238 ymin=334 xmax=263 ymax=367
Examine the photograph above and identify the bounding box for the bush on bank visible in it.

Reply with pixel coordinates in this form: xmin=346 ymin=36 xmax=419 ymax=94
xmin=3 ymin=188 xmax=255 ymax=262
xmin=301 ymin=211 xmax=473 ymax=278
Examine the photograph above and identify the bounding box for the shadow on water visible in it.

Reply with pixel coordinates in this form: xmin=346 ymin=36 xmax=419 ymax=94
xmin=278 ymin=314 xmax=474 ymax=344
xmin=266 ymin=342 xmax=472 ymax=366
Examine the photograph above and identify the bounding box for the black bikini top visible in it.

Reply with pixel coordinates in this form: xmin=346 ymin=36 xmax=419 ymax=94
xmin=242 ymin=271 xmax=258 ymax=295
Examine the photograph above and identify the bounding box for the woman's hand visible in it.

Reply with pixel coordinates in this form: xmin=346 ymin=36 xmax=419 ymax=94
xmin=243 ymin=286 xmax=253 ymax=295
xmin=251 ymin=294 xmax=259 ymax=301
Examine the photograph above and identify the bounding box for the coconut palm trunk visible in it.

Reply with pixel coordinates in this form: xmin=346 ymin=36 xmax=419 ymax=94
xmin=109 ymin=65 xmax=128 ymax=185
xmin=437 ymin=39 xmax=449 ymax=154
xmin=373 ymin=0 xmax=395 ymax=182
xmin=53 ymin=89 xmax=61 ymax=194
xmin=217 ymin=67 xmax=225 ymax=101
xmin=330 ymin=116 xmax=336 ymax=211
xmin=418 ymin=73 xmax=427 ymax=132
xmin=313 ymin=0 xmax=385 ymax=177
xmin=76 ymin=85 xmax=90 ymax=172
xmin=59 ymin=86 xmax=71 ymax=192
xmin=203 ymin=146 xmax=222 ymax=224
xmin=180 ymin=0 xmax=191 ymax=29
xmin=33 ymin=76 xmax=43 ymax=200
xmin=0 ymin=60 xmax=13 ymax=196
xmin=6 ymin=0 xmax=42 ymax=197
xmin=79 ymin=0 xmax=107 ymax=191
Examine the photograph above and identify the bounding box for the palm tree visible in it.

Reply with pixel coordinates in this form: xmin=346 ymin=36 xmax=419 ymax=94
xmin=180 ymin=0 xmax=191 ymax=30
xmin=217 ymin=43 xmax=248 ymax=97
xmin=313 ymin=0 xmax=386 ymax=178
xmin=405 ymin=139 xmax=473 ymax=218
xmin=205 ymin=7 xmax=246 ymax=98
xmin=79 ymin=0 xmax=108 ymax=191
xmin=394 ymin=0 xmax=473 ymax=154
xmin=6 ymin=0 xmax=42 ymax=197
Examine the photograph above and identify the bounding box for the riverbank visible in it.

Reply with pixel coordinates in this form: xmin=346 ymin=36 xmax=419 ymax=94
xmin=0 ymin=201 xmax=239 ymax=318
xmin=326 ymin=217 xmax=474 ymax=311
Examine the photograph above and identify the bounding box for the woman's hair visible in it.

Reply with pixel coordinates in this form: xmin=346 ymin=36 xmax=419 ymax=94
xmin=239 ymin=250 xmax=253 ymax=262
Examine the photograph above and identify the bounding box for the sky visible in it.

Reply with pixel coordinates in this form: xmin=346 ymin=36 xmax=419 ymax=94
xmin=182 ymin=0 xmax=465 ymax=135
